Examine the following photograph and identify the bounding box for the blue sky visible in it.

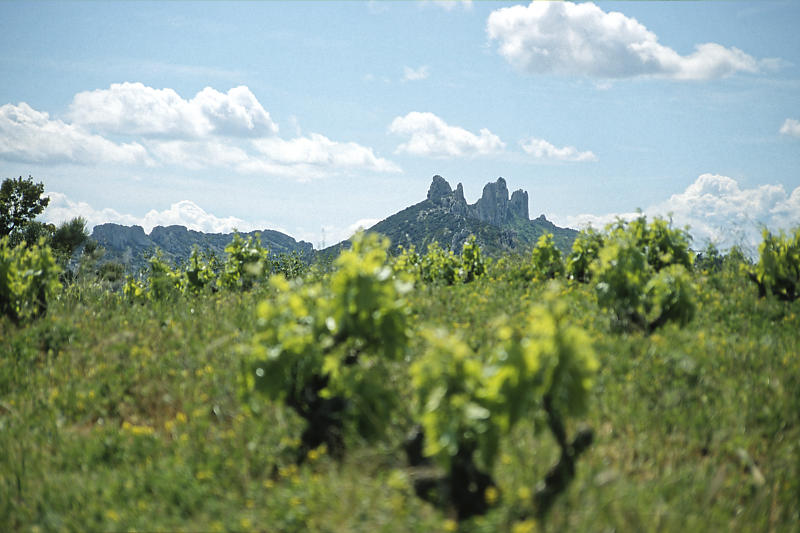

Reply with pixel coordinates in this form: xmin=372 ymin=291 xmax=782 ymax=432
xmin=1 ymin=1 xmax=798 ymax=250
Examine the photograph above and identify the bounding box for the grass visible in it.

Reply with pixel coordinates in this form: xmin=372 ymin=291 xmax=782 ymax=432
xmin=1 ymin=257 xmax=799 ymax=532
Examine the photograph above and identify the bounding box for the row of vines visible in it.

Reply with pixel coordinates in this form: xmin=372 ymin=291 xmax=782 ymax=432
xmin=2 ymin=218 xmax=799 ymax=529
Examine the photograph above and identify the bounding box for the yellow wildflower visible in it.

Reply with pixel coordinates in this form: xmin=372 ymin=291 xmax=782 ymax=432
xmin=485 ymin=486 xmax=499 ymax=505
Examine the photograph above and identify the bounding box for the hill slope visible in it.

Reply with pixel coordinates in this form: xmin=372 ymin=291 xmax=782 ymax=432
xmin=338 ymin=175 xmax=576 ymax=256
xmin=91 ymin=223 xmax=314 ymax=271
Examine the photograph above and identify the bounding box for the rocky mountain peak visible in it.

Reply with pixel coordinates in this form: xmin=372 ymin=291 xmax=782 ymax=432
xmin=92 ymin=223 xmax=151 ymax=250
xmin=454 ymin=182 xmax=465 ymax=202
xmin=423 ymin=175 xmax=531 ymax=226
xmin=364 ymin=174 xmax=574 ymax=256
xmin=509 ymin=189 xmax=529 ymax=220
xmin=473 ymin=177 xmax=510 ymax=225
xmin=427 ymin=175 xmax=453 ymax=202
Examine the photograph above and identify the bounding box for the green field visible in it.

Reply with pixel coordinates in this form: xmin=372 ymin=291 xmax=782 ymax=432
xmin=1 ymin=225 xmax=799 ymax=532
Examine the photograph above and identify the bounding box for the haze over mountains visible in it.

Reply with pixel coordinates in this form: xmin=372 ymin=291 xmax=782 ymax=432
xmin=90 ymin=176 xmax=577 ymax=269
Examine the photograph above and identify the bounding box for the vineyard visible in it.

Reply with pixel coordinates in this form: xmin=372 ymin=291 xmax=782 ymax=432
xmin=1 ymin=218 xmax=799 ymax=532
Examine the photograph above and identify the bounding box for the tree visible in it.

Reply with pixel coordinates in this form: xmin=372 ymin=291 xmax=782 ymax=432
xmin=51 ymin=216 xmax=88 ymax=260
xmin=11 ymin=220 xmax=55 ymax=248
xmin=0 ymin=176 xmax=50 ymax=238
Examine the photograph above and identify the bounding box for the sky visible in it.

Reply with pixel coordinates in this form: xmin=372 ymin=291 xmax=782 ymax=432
xmin=1 ymin=0 xmax=798 ymax=251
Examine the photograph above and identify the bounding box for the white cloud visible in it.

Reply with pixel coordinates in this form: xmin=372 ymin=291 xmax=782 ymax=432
xmin=147 ymin=139 xmax=252 ymax=171
xmin=145 ymin=133 xmax=399 ymax=181
xmin=68 ymin=82 xmax=278 ymax=138
xmin=487 ymin=1 xmax=767 ymax=80
xmin=42 ymin=191 xmax=260 ymax=234
xmin=421 ymin=0 xmax=472 ymax=11
xmin=555 ymin=174 xmax=800 ymax=252
xmin=403 ymin=65 xmax=430 ymax=81
xmin=389 ymin=111 xmax=505 ymax=158
xmin=780 ymin=118 xmax=800 ymax=137
xmin=520 ymin=137 xmax=597 ymax=162
xmin=253 ymin=134 xmax=401 ymax=174
xmin=1 ymin=83 xmax=399 ymax=179
xmin=0 ymin=103 xmax=150 ymax=166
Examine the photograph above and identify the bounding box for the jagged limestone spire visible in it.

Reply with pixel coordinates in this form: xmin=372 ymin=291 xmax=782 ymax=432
xmin=427 ymin=175 xmax=453 ymax=202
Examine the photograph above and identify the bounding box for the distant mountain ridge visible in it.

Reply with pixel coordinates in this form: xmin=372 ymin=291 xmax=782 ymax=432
xmin=90 ymin=175 xmax=577 ymax=270
xmin=91 ymin=223 xmax=313 ymax=271
xmin=353 ymin=175 xmax=577 ymax=256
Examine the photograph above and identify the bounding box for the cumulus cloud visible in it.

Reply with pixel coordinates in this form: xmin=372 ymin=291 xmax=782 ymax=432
xmin=0 ymin=103 xmax=150 ymax=166
xmin=147 ymin=140 xmax=252 ymax=171
xmin=253 ymin=134 xmax=401 ymax=174
xmin=68 ymin=82 xmax=278 ymax=138
xmin=520 ymin=137 xmax=597 ymax=162
xmin=487 ymin=1 xmax=767 ymax=80
xmin=556 ymin=173 xmax=800 ymax=252
xmin=780 ymin=118 xmax=800 ymax=137
xmin=143 ymin=133 xmax=399 ymax=181
xmin=403 ymin=65 xmax=430 ymax=81
xmin=389 ymin=111 xmax=505 ymax=158
xmin=1 ymin=83 xmax=399 ymax=179
xmin=42 ymin=191 xmax=260 ymax=234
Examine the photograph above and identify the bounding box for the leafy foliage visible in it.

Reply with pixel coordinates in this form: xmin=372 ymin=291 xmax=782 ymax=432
xmin=566 ymin=226 xmax=604 ymax=282
xmin=413 ymin=290 xmax=597 ymax=471
xmin=221 ymin=233 xmax=270 ymax=290
xmin=529 ymin=233 xmax=565 ymax=281
xmin=9 ymin=220 xmax=55 ymax=249
xmin=183 ymin=246 xmax=217 ymax=293
xmin=593 ymin=216 xmax=696 ymax=332
xmin=749 ymin=227 xmax=800 ymax=301
xmin=3 ymin=216 xmax=799 ymax=531
xmin=0 ymin=236 xmax=61 ymax=321
xmin=607 ymin=215 xmax=693 ymax=272
xmin=419 ymin=242 xmax=460 ymax=285
xmin=0 ymin=176 xmax=50 ymax=238
xmin=50 ymin=217 xmax=89 ymax=263
xmin=411 ymin=329 xmax=497 ymax=469
xmin=410 ymin=288 xmax=598 ymax=519
xmin=460 ymin=235 xmax=486 ymax=283
xmin=247 ymin=232 xmax=411 ymax=452
xmin=644 ymin=264 xmax=697 ymax=329
xmin=146 ymin=251 xmax=184 ymax=301
xmin=394 ymin=235 xmax=486 ymax=285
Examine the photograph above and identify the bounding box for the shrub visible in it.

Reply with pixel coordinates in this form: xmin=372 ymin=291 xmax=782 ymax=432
xmin=394 ymin=236 xmax=486 ymax=285
xmin=566 ymin=227 xmax=604 ymax=282
xmin=184 ymin=247 xmax=217 ymax=293
xmin=460 ymin=235 xmax=486 ymax=283
xmin=607 ymin=215 xmax=693 ymax=273
xmin=530 ymin=233 xmax=565 ymax=281
xmin=644 ymin=264 xmax=696 ymax=330
xmin=146 ymin=251 xmax=183 ymax=300
xmin=593 ymin=229 xmax=695 ymax=332
xmin=593 ymin=234 xmax=652 ymax=330
xmin=0 ymin=236 xmax=61 ymax=322
xmin=410 ymin=290 xmax=598 ymax=520
xmin=221 ymin=233 xmax=270 ymax=290
xmin=749 ymin=227 xmax=800 ymax=301
xmin=246 ymin=232 xmax=410 ymax=457
xmin=419 ymin=242 xmax=460 ymax=285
